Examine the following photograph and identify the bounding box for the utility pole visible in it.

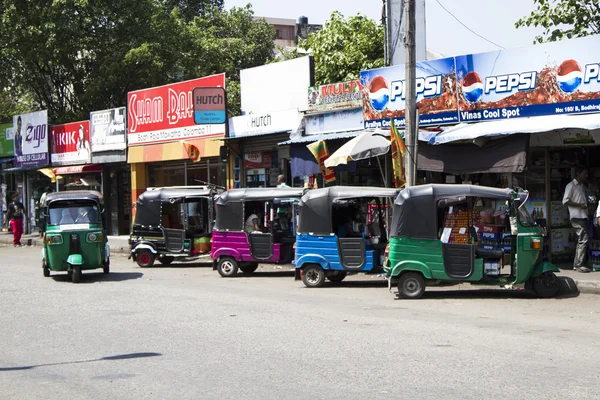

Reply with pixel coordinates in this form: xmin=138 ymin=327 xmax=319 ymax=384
xmin=404 ymin=0 xmax=417 ymax=187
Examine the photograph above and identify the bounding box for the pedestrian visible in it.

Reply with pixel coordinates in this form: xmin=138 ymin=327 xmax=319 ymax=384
xmin=277 ymin=175 xmax=290 ymax=188
xmin=563 ymin=167 xmax=591 ymax=273
xmin=7 ymin=193 xmax=26 ymax=247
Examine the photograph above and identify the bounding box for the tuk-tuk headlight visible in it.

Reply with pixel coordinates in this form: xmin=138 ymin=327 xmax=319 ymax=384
xmin=46 ymin=235 xmax=63 ymax=245
xmin=86 ymin=232 xmax=103 ymax=243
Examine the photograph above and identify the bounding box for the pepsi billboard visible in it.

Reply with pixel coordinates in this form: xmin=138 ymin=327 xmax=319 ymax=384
xmin=456 ymin=34 xmax=600 ymax=122
xmin=360 ymin=57 xmax=460 ymax=128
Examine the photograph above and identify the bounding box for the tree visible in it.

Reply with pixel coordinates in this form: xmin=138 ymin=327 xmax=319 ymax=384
xmin=279 ymin=11 xmax=384 ymax=85
xmin=516 ymin=0 xmax=600 ymax=43
xmin=163 ymin=0 xmax=224 ymax=22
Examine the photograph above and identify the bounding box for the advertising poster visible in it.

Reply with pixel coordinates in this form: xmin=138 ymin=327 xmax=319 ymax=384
xmin=360 ymin=57 xmax=459 ymax=129
xmin=50 ymin=120 xmax=91 ymax=165
xmin=244 ymin=152 xmax=273 ymax=169
xmin=12 ymin=110 xmax=49 ymax=168
xmin=455 ymin=35 xmax=600 ymax=122
xmin=307 ymin=80 xmax=362 ymax=113
xmin=90 ymin=107 xmax=127 ymax=152
xmin=0 ymin=123 xmax=14 ymax=158
xmin=127 ymin=74 xmax=226 ymax=146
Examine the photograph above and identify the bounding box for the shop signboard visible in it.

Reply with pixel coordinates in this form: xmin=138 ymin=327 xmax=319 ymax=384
xmin=307 ymin=80 xmax=362 ymax=113
xmin=12 ymin=110 xmax=49 ymax=168
xmin=455 ymin=34 xmax=600 ymax=122
xmin=0 ymin=123 xmax=13 ymax=158
xmin=305 ymin=109 xmax=363 ymax=135
xmin=50 ymin=120 xmax=91 ymax=165
xmin=244 ymin=151 xmax=273 ymax=169
xmin=360 ymin=57 xmax=460 ymax=129
xmin=127 ymin=73 xmax=226 ymax=146
xmin=228 ymin=108 xmax=300 ymax=138
xmin=192 ymin=87 xmax=227 ymax=124
xmin=90 ymin=107 xmax=127 ymax=152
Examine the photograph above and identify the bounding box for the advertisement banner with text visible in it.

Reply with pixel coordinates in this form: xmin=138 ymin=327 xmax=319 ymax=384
xmin=307 ymin=80 xmax=362 ymax=113
xmin=0 ymin=123 xmax=14 ymax=158
xmin=50 ymin=120 xmax=91 ymax=165
xmin=90 ymin=107 xmax=127 ymax=152
xmin=455 ymin=35 xmax=600 ymax=122
xmin=360 ymin=57 xmax=459 ymax=129
xmin=127 ymin=74 xmax=226 ymax=146
xmin=12 ymin=110 xmax=49 ymax=168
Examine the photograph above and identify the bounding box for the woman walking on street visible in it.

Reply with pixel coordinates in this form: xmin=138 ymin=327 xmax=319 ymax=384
xmin=7 ymin=193 xmax=26 ymax=247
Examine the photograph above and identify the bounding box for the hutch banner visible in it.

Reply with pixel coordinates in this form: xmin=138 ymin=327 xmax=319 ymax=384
xmin=50 ymin=120 xmax=91 ymax=165
xmin=127 ymin=74 xmax=226 ymax=145
xmin=307 ymin=80 xmax=362 ymax=113
xmin=12 ymin=110 xmax=49 ymax=168
xmin=360 ymin=57 xmax=460 ymax=129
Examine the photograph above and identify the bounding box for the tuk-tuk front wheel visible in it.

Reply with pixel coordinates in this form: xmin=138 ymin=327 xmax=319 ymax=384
xmin=42 ymin=261 xmax=50 ymax=277
xmin=532 ymin=271 xmax=560 ymax=298
xmin=71 ymin=266 xmax=82 ymax=283
xmin=217 ymin=257 xmax=239 ymax=277
xmin=397 ymin=272 xmax=425 ymax=299
xmin=302 ymin=265 xmax=325 ymax=288
xmin=136 ymin=249 xmax=155 ymax=268
xmin=103 ymin=259 xmax=110 ymax=274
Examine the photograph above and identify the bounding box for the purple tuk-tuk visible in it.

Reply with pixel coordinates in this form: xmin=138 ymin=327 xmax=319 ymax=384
xmin=211 ymin=188 xmax=304 ymax=277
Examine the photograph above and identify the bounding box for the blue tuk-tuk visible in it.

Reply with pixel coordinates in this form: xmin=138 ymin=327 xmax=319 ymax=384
xmin=294 ymin=187 xmax=399 ymax=287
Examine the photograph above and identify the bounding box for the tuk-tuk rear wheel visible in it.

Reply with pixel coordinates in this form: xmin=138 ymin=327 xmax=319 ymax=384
xmin=397 ymin=272 xmax=425 ymax=299
xmin=240 ymin=263 xmax=258 ymax=274
xmin=136 ymin=250 xmax=155 ymax=268
xmin=158 ymin=257 xmax=174 ymax=265
xmin=532 ymin=272 xmax=560 ymax=298
xmin=302 ymin=265 xmax=325 ymax=288
xmin=71 ymin=266 xmax=81 ymax=283
xmin=217 ymin=257 xmax=239 ymax=277
xmin=327 ymin=271 xmax=347 ymax=282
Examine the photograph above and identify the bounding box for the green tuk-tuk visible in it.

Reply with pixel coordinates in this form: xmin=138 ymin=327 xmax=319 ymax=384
xmin=42 ymin=190 xmax=109 ymax=283
xmin=386 ymin=184 xmax=560 ymax=299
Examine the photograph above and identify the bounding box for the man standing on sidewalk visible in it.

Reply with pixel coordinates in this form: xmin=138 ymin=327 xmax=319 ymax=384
xmin=563 ymin=167 xmax=591 ymax=273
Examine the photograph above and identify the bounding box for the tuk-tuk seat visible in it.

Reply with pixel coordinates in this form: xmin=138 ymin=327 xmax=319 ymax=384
xmin=475 ymin=248 xmax=504 ymax=260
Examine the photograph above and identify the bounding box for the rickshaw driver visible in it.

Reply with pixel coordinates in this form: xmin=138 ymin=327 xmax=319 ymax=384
xmin=245 ymin=207 xmax=266 ymax=233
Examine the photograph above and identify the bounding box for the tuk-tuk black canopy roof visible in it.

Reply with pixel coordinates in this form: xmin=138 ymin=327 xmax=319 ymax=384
xmin=134 ymin=187 xmax=216 ymax=227
xmin=45 ymin=190 xmax=104 ymax=206
xmin=392 ymin=184 xmax=515 ymax=240
xmin=298 ymin=187 xmax=399 ymax=235
xmin=214 ymin=188 xmax=305 ymax=231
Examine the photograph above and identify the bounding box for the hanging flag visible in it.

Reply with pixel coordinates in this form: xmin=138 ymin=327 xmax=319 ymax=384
xmin=390 ymin=123 xmax=406 ymax=188
xmin=307 ymin=140 xmax=336 ymax=184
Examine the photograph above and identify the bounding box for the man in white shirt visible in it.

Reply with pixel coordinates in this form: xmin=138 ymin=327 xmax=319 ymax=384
xmin=563 ymin=167 xmax=591 ymax=273
xmin=244 ymin=209 xmax=264 ymax=234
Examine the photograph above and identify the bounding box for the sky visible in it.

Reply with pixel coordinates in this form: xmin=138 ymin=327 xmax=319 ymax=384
xmin=225 ymin=0 xmax=546 ymax=57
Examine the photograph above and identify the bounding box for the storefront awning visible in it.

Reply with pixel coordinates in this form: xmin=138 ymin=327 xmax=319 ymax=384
xmin=279 ymin=130 xmax=364 ymax=145
xmin=127 ymin=137 xmax=224 ymax=164
xmin=429 ymin=113 xmax=600 ymax=145
xmin=418 ymin=135 xmax=528 ymax=174
xmin=53 ymin=165 xmax=102 ymax=175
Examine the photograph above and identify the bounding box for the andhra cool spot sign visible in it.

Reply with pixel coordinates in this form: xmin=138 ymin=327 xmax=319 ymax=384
xmin=360 ymin=57 xmax=460 ymax=129
xmin=127 ymin=74 xmax=226 ymax=145
xmin=50 ymin=120 xmax=91 ymax=165
xmin=456 ymin=34 xmax=600 ymax=122
xmin=12 ymin=110 xmax=49 ymax=168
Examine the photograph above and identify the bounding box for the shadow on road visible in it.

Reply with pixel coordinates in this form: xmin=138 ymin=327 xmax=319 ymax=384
xmin=230 ymin=271 xmax=296 ymax=278
xmin=51 ymin=271 xmax=144 ymax=284
xmin=142 ymin=262 xmax=213 ymax=269
xmin=0 ymin=352 xmax=161 ymax=372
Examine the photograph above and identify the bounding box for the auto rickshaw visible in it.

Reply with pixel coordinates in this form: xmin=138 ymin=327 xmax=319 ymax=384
xmin=386 ymin=184 xmax=561 ymax=299
xmin=294 ymin=186 xmax=399 ymax=287
xmin=130 ymin=186 xmax=220 ymax=267
xmin=42 ymin=190 xmax=109 ymax=283
xmin=211 ymin=187 xmax=304 ymax=277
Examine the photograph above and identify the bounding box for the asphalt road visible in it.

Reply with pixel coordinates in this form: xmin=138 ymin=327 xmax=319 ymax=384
xmin=1 ymin=245 xmax=599 ymax=400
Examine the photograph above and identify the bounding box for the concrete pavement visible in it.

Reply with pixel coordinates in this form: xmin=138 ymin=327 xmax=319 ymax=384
xmin=1 ymin=246 xmax=600 ymax=400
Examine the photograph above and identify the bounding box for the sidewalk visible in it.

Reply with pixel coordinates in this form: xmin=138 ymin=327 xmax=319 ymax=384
xmin=0 ymin=231 xmax=131 ymax=254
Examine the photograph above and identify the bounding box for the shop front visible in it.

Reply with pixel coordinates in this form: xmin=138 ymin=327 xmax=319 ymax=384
xmin=127 ymin=74 xmax=226 ymax=218
xmin=227 ymin=108 xmax=302 ymax=188
xmin=90 ymin=106 xmax=131 ymax=235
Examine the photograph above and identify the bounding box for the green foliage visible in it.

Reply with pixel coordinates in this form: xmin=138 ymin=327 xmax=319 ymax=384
xmin=299 ymin=11 xmax=384 ymax=85
xmin=516 ymin=0 xmax=600 ymax=43
xmin=0 ymin=1 xmax=273 ymax=122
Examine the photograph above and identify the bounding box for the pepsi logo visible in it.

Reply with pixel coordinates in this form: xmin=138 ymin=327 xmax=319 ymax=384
xmin=368 ymin=76 xmax=390 ymax=111
xmin=462 ymin=71 xmax=483 ymax=103
xmin=557 ymin=59 xmax=583 ymax=93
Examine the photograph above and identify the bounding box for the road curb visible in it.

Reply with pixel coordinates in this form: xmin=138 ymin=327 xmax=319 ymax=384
xmin=573 ymin=280 xmax=600 ymax=295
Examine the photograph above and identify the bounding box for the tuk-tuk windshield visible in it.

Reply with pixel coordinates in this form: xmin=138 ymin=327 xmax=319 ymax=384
xmin=516 ymin=202 xmax=536 ymax=227
xmin=49 ymin=204 xmax=100 ymax=225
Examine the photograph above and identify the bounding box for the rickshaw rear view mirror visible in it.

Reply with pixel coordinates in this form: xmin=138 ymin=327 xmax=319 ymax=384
xmin=437 ymin=196 xmax=467 ymax=208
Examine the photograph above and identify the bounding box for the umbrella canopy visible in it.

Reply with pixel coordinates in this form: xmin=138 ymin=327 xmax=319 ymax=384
xmin=324 ymin=131 xmax=391 ymax=168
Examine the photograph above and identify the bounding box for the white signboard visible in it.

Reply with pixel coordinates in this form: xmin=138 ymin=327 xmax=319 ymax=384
xmin=229 ymin=109 xmax=301 ymax=138
xmin=305 ymin=109 xmax=364 ymax=135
